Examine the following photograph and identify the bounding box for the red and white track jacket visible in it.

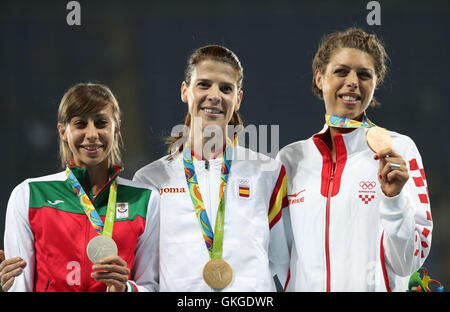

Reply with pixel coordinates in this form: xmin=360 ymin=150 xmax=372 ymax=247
xmin=277 ymin=125 xmax=432 ymax=292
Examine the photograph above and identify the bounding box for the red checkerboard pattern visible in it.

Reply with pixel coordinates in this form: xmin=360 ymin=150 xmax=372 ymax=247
xmin=359 ymin=194 xmax=374 ymax=204
xmin=409 ymin=158 xmax=432 ymax=258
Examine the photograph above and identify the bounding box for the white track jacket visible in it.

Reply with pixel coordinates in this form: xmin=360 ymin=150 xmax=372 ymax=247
xmin=277 ymin=125 xmax=432 ymax=292
xmin=134 ymin=145 xmax=290 ymax=291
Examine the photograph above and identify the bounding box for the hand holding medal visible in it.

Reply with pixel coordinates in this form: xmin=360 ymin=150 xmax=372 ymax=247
xmin=91 ymin=255 xmax=130 ymax=292
xmin=365 ymin=127 xmax=409 ymax=197
xmin=372 ymin=147 xmax=409 ymax=198
xmin=326 ymin=114 xmax=409 ymax=197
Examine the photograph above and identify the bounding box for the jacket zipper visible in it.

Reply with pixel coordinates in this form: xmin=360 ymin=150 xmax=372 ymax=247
xmin=325 ymin=164 xmax=335 ymax=292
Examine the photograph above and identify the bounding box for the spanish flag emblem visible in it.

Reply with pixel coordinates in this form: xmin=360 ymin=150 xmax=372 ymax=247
xmin=239 ymin=185 xmax=250 ymax=198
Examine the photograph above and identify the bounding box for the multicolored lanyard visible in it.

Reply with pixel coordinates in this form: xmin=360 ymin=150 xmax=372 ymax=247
xmin=65 ymin=166 xmax=117 ymax=238
xmin=183 ymin=144 xmax=233 ymax=260
xmin=325 ymin=114 xmax=377 ymax=128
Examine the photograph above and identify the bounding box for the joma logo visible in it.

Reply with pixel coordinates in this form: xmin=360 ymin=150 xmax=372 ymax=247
xmin=160 ymin=187 xmax=187 ymax=195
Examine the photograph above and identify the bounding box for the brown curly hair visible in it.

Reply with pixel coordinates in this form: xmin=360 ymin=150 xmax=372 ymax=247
xmin=312 ymin=27 xmax=389 ymax=106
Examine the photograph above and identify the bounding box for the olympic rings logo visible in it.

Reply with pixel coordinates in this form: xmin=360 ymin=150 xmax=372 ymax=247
xmin=359 ymin=181 xmax=376 ymax=190
xmin=239 ymin=179 xmax=250 ymax=185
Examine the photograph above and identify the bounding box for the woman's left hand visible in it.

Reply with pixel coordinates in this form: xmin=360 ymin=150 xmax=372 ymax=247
xmin=91 ymin=256 xmax=130 ymax=292
xmin=375 ymin=148 xmax=409 ymax=197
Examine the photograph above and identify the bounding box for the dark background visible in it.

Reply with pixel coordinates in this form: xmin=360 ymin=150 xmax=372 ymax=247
xmin=1 ymin=0 xmax=449 ymax=290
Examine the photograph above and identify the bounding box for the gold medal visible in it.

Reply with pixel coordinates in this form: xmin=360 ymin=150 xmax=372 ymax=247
xmin=203 ymin=259 xmax=233 ymax=289
xmin=366 ymin=126 xmax=393 ymax=153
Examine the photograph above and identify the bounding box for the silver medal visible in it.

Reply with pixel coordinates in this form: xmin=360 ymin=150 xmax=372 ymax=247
xmin=86 ymin=235 xmax=118 ymax=264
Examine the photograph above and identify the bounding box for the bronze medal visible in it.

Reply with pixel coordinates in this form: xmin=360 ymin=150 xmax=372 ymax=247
xmin=366 ymin=126 xmax=393 ymax=153
xmin=203 ymin=259 xmax=233 ymax=289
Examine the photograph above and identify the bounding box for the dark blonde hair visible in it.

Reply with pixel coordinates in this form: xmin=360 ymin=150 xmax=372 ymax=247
xmin=57 ymin=83 xmax=122 ymax=168
xmin=312 ymin=27 xmax=389 ymax=106
xmin=166 ymin=45 xmax=244 ymax=155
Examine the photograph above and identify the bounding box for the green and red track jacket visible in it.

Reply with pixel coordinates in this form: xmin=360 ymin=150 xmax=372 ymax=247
xmin=4 ymin=165 xmax=160 ymax=292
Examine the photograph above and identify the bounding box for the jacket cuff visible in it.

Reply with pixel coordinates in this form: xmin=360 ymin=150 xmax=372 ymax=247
xmin=106 ymin=281 xmax=138 ymax=292
xmin=126 ymin=281 xmax=139 ymax=292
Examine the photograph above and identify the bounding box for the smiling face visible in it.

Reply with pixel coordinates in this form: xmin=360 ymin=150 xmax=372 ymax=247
xmin=58 ymin=106 xmax=119 ymax=169
xmin=181 ymin=59 xmax=243 ymax=135
xmin=315 ymin=48 xmax=378 ymax=120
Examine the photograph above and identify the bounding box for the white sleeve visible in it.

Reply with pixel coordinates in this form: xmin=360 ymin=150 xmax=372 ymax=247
xmin=4 ymin=181 xmax=35 ymax=292
xmin=274 ymin=152 xmax=295 ymax=291
xmin=128 ymin=186 xmax=160 ymax=292
xmin=267 ymin=165 xmax=291 ymax=290
xmin=133 ymin=170 xmax=145 ymax=184
xmin=269 ymin=210 xmax=292 ymax=290
xmin=379 ymin=138 xmax=432 ymax=277
xmin=133 ymin=169 xmax=156 ymax=188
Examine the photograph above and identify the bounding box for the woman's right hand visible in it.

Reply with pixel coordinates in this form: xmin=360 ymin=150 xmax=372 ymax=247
xmin=0 ymin=250 xmax=26 ymax=292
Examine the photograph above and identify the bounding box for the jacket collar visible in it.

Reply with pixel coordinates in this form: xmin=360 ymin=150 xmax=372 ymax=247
xmin=66 ymin=162 xmax=123 ymax=204
xmin=190 ymin=144 xmax=226 ymax=161
xmin=314 ymin=124 xmax=369 ymax=157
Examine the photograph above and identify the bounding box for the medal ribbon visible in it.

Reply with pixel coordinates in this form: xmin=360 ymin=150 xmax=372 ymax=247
xmin=65 ymin=166 xmax=117 ymax=238
xmin=183 ymin=142 xmax=233 ymax=260
xmin=325 ymin=114 xmax=377 ymax=128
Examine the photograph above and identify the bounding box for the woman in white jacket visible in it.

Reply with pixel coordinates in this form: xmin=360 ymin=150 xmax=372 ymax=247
xmin=277 ymin=27 xmax=432 ymax=291
xmin=134 ymin=45 xmax=290 ymax=291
